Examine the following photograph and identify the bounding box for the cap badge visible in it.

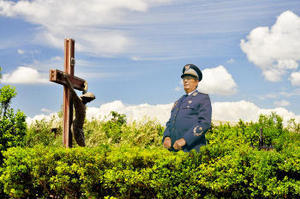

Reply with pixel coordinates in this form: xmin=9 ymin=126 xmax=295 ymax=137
xmin=185 ymin=65 xmax=190 ymax=71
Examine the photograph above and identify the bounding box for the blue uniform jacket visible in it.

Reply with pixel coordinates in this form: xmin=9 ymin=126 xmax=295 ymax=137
xmin=163 ymin=90 xmax=212 ymax=152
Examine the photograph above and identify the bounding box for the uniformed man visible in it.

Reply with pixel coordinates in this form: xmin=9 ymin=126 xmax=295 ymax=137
xmin=162 ymin=64 xmax=212 ymax=152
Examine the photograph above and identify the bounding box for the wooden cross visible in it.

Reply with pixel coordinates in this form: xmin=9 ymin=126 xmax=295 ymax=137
xmin=49 ymin=38 xmax=86 ymax=148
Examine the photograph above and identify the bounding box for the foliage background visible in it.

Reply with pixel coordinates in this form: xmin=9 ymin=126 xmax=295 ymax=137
xmin=0 ymin=110 xmax=299 ymax=198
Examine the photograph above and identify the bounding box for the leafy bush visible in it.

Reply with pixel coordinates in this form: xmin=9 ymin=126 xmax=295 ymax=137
xmin=1 ymin=98 xmax=299 ymax=199
xmin=25 ymin=117 xmax=62 ymax=147
xmin=0 ymin=69 xmax=27 ymax=197
xmin=0 ymin=85 xmax=27 ymax=157
xmin=0 ymin=143 xmax=299 ymax=198
xmin=85 ymin=111 xmax=164 ymax=148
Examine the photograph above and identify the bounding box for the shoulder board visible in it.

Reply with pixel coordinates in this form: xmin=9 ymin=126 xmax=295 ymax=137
xmin=197 ymin=91 xmax=209 ymax=95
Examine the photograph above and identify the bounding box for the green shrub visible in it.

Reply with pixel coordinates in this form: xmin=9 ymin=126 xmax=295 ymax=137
xmin=0 ymin=85 xmax=27 ymax=155
xmin=2 ymin=104 xmax=299 ymax=199
xmin=25 ymin=118 xmax=62 ymax=147
xmin=85 ymin=112 xmax=164 ymax=148
xmin=0 ymin=81 xmax=27 ymax=198
xmin=1 ymin=143 xmax=299 ymax=198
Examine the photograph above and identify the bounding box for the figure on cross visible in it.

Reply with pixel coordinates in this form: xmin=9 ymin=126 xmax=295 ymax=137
xmin=62 ymin=74 xmax=95 ymax=146
xmin=49 ymin=38 xmax=95 ymax=147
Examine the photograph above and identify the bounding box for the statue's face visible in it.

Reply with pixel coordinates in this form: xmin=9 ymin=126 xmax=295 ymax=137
xmin=182 ymin=76 xmax=199 ymax=93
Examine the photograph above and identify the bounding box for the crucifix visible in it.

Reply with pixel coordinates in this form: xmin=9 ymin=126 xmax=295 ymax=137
xmin=49 ymin=38 xmax=87 ymax=148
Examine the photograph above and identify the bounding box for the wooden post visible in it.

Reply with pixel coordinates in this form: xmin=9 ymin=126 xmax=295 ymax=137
xmin=63 ymin=38 xmax=75 ymax=148
xmin=49 ymin=39 xmax=87 ymax=148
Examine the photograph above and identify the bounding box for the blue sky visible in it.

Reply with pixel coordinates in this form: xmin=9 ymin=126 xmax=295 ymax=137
xmin=1 ymin=0 xmax=300 ymax=123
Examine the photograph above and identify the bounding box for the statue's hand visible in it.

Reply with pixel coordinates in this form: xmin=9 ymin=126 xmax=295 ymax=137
xmin=173 ymin=138 xmax=186 ymax=150
xmin=163 ymin=137 xmax=172 ymax=149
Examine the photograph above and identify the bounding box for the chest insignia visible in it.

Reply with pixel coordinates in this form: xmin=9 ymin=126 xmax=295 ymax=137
xmin=188 ymin=100 xmax=192 ymax=104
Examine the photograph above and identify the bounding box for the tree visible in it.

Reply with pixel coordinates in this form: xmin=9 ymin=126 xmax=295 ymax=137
xmin=0 ymin=67 xmax=27 ymax=160
xmin=0 ymin=85 xmax=17 ymax=117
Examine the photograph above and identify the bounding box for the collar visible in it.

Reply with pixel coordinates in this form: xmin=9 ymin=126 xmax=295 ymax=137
xmin=187 ymin=89 xmax=197 ymax=96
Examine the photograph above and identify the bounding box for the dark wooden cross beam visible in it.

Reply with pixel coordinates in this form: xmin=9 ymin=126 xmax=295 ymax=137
xmin=49 ymin=38 xmax=86 ymax=148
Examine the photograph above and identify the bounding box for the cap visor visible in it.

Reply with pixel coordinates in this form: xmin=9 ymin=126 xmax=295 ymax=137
xmin=181 ymin=74 xmax=198 ymax=79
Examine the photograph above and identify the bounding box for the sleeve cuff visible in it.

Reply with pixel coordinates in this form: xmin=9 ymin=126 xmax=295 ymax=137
xmin=183 ymin=125 xmax=205 ymax=146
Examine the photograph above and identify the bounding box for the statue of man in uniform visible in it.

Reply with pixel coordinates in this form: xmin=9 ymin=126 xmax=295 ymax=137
xmin=163 ymin=64 xmax=212 ymax=152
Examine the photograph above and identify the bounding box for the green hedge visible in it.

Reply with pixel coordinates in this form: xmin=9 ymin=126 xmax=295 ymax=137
xmin=0 ymin=143 xmax=299 ymax=198
xmin=1 ymin=113 xmax=299 ymax=198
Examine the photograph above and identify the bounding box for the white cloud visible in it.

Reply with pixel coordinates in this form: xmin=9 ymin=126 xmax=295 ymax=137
xmin=37 ymin=30 xmax=131 ymax=56
xmin=213 ymin=100 xmax=260 ymax=122
xmin=27 ymin=100 xmax=300 ymax=126
xmin=130 ymin=55 xmax=192 ymax=61
xmin=213 ymin=100 xmax=299 ymax=125
xmin=174 ymin=86 xmax=181 ymax=92
xmin=259 ymin=107 xmax=300 ymax=125
xmin=227 ymin=58 xmax=235 ymax=64
xmin=3 ymin=56 xmax=114 ymax=84
xmin=279 ymin=89 xmax=300 ymax=97
xmin=258 ymin=90 xmax=300 ymax=101
xmin=18 ymin=56 xmax=63 ymax=74
xmin=241 ymin=11 xmax=300 ymax=82
xmin=198 ymin=65 xmax=237 ymax=95
xmin=41 ymin=108 xmax=53 ymax=113
xmin=26 ymin=112 xmax=59 ymax=126
xmin=51 ymin=56 xmax=62 ymax=61
xmin=77 ymin=72 xmax=117 ymax=80
xmin=131 ymin=56 xmax=142 ymax=61
xmin=17 ymin=49 xmax=24 ymax=54
xmin=274 ymin=100 xmax=290 ymax=107
xmin=1 ymin=66 xmax=48 ymax=84
xmin=174 ymin=80 xmax=183 ymax=92
xmin=0 ymin=0 xmax=172 ymax=55
xmin=85 ymin=100 xmax=172 ymax=123
xmin=289 ymin=71 xmax=300 ymax=86
xmin=174 ymin=65 xmax=237 ymax=95
xmin=259 ymin=93 xmax=278 ymax=100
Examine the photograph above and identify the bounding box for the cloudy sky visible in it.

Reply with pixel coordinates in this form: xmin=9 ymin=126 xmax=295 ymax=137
xmin=1 ymin=0 xmax=300 ymax=124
